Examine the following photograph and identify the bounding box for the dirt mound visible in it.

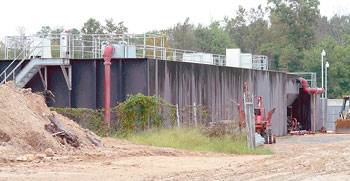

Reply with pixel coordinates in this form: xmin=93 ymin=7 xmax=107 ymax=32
xmin=0 ymin=82 xmax=98 ymax=161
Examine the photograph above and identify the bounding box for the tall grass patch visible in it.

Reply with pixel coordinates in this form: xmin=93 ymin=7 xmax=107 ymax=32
xmin=125 ymin=128 xmax=273 ymax=155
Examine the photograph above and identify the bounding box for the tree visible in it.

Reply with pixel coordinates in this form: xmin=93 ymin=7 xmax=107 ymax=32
xmin=16 ymin=26 xmax=26 ymax=36
xmin=224 ymin=6 xmax=249 ymax=52
xmin=104 ymin=19 xmax=128 ymax=34
xmin=194 ymin=21 xmax=234 ymax=54
xmin=329 ymin=15 xmax=350 ymax=44
xmin=304 ymin=36 xmax=350 ymax=98
xmin=267 ymin=0 xmax=320 ymax=50
xmin=167 ymin=18 xmax=196 ymax=50
xmin=245 ymin=5 xmax=269 ymax=53
xmin=37 ymin=26 xmax=52 ymax=35
xmin=0 ymin=41 xmax=5 ymax=59
xmin=68 ymin=28 xmax=80 ymax=34
xmin=81 ymin=18 xmax=104 ymax=34
xmin=314 ymin=16 xmax=331 ymax=42
xmin=51 ymin=27 xmax=64 ymax=34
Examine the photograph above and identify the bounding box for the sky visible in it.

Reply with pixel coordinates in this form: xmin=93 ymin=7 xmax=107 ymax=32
xmin=1 ymin=0 xmax=350 ymax=40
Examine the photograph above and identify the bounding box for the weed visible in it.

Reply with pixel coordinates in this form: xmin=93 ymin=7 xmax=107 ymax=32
xmin=124 ymin=128 xmax=273 ymax=155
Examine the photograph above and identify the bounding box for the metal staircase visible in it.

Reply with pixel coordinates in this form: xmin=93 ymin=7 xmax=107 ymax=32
xmin=1 ymin=42 xmax=71 ymax=89
xmin=14 ymin=58 xmax=70 ymax=88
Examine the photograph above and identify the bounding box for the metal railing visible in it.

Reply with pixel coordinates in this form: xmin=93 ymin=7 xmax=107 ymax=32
xmin=288 ymin=72 xmax=317 ymax=88
xmin=0 ymin=41 xmax=42 ymax=84
xmin=4 ymin=33 xmax=226 ymax=66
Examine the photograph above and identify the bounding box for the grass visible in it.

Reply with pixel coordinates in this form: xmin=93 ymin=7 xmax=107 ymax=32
xmin=278 ymin=135 xmax=292 ymax=140
xmin=123 ymin=128 xmax=273 ymax=155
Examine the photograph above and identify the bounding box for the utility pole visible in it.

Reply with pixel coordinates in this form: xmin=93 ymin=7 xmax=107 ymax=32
xmin=325 ymin=62 xmax=329 ymax=98
xmin=321 ymin=49 xmax=326 ymax=98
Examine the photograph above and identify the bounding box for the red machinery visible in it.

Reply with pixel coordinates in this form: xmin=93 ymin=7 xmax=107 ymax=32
xmin=239 ymin=96 xmax=276 ymax=144
xmin=103 ymin=44 xmax=115 ymax=128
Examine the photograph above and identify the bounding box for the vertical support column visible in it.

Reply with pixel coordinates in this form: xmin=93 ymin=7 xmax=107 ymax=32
xmin=72 ymin=35 xmax=75 ymax=58
xmin=5 ymin=37 xmax=8 ymax=59
xmin=194 ymin=102 xmax=197 ymax=127
xmin=313 ymin=93 xmax=316 ymax=132
xmin=143 ymin=33 xmax=146 ymax=58
xmin=176 ymin=104 xmax=180 ymax=127
xmin=153 ymin=37 xmax=156 ymax=59
xmin=82 ymin=39 xmax=84 ymax=58
xmin=44 ymin=67 xmax=47 ymax=90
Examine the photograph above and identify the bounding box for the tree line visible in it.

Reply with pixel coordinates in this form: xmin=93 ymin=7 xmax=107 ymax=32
xmin=1 ymin=0 xmax=349 ymax=98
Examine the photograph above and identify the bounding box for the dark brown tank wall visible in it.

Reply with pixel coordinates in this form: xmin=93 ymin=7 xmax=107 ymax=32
xmin=24 ymin=58 xmax=149 ymax=109
xmin=148 ymin=59 xmax=299 ymax=136
xmin=0 ymin=58 xmax=300 ymax=136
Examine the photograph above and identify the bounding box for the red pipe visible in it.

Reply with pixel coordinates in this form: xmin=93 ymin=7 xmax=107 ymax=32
xmin=103 ymin=45 xmax=114 ymax=128
xmin=297 ymin=77 xmax=324 ymax=94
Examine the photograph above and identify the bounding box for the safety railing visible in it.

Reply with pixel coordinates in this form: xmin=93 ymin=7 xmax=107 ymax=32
xmin=0 ymin=41 xmax=42 ymax=84
xmin=4 ymin=33 xmax=226 ymax=66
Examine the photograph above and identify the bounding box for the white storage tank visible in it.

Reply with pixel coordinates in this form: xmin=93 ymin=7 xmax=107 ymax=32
xmin=182 ymin=53 xmax=213 ymax=64
xmin=240 ymin=53 xmax=252 ymax=69
xmin=225 ymin=49 xmax=241 ymax=67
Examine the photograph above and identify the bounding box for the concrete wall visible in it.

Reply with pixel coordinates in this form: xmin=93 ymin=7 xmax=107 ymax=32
xmin=148 ymin=59 xmax=299 ymax=136
xmin=327 ymin=99 xmax=344 ymax=131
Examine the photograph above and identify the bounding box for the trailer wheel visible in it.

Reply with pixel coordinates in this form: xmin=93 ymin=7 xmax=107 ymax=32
xmin=264 ymin=130 xmax=268 ymax=144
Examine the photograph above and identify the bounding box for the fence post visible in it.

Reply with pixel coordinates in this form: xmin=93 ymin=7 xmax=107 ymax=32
xmin=176 ymin=104 xmax=180 ymax=127
xmin=243 ymin=83 xmax=255 ymax=149
xmin=194 ymin=102 xmax=197 ymax=128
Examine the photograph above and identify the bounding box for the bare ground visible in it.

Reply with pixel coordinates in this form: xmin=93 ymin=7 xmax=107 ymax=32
xmin=1 ymin=82 xmax=350 ymax=180
xmin=1 ymin=134 xmax=350 ymax=181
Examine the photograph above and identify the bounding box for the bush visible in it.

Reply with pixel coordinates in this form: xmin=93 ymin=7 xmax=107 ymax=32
xmin=51 ymin=93 xmax=176 ymax=136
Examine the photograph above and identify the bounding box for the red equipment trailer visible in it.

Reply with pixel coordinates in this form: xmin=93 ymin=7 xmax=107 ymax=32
xmin=239 ymin=96 xmax=276 ymax=144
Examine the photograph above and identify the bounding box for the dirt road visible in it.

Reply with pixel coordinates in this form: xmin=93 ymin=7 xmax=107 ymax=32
xmin=1 ymin=134 xmax=350 ymax=181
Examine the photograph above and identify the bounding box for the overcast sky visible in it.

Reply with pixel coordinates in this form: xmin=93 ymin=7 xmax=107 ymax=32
xmin=1 ymin=0 xmax=350 ymax=39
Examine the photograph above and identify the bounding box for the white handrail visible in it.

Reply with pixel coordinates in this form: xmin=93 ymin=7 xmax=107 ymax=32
xmin=0 ymin=40 xmax=33 ymax=79
xmin=0 ymin=41 xmax=42 ymax=84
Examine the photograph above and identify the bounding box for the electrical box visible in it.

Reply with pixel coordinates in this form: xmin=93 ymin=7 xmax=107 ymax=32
xmin=60 ymin=31 xmax=69 ymax=58
xmin=101 ymin=43 xmax=136 ymax=58
xmin=29 ymin=37 xmax=52 ymax=58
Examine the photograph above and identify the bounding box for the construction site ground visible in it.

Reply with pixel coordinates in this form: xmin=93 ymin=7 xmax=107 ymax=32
xmin=1 ymin=134 xmax=350 ymax=181
xmin=1 ymin=83 xmax=349 ymax=180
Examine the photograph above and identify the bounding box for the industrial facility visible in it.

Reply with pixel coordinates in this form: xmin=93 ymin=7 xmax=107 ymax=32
xmin=0 ymin=32 xmax=330 ymax=136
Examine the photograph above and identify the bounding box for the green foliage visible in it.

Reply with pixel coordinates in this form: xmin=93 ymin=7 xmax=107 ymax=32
xmin=81 ymin=18 xmax=104 ymax=34
xmin=224 ymin=6 xmax=249 ymax=52
xmin=51 ymin=107 xmax=108 ymax=136
xmin=304 ymin=36 xmax=350 ymax=98
xmin=117 ymin=93 xmax=176 ymax=135
xmin=104 ymin=19 xmax=128 ymax=35
xmin=167 ymin=17 xmax=196 ymax=51
xmin=0 ymin=41 xmax=5 ymax=59
xmin=125 ymin=128 xmax=273 ymax=155
xmin=268 ymin=0 xmax=320 ymax=50
xmin=194 ymin=21 xmax=234 ymax=54
xmin=29 ymin=0 xmax=350 ymax=97
xmin=37 ymin=26 xmax=51 ymax=36
xmin=51 ymin=93 xmax=176 ymax=136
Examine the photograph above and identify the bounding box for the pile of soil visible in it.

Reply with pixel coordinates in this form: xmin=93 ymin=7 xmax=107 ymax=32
xmin=0 ymin=82 xmax=99 ymax=161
